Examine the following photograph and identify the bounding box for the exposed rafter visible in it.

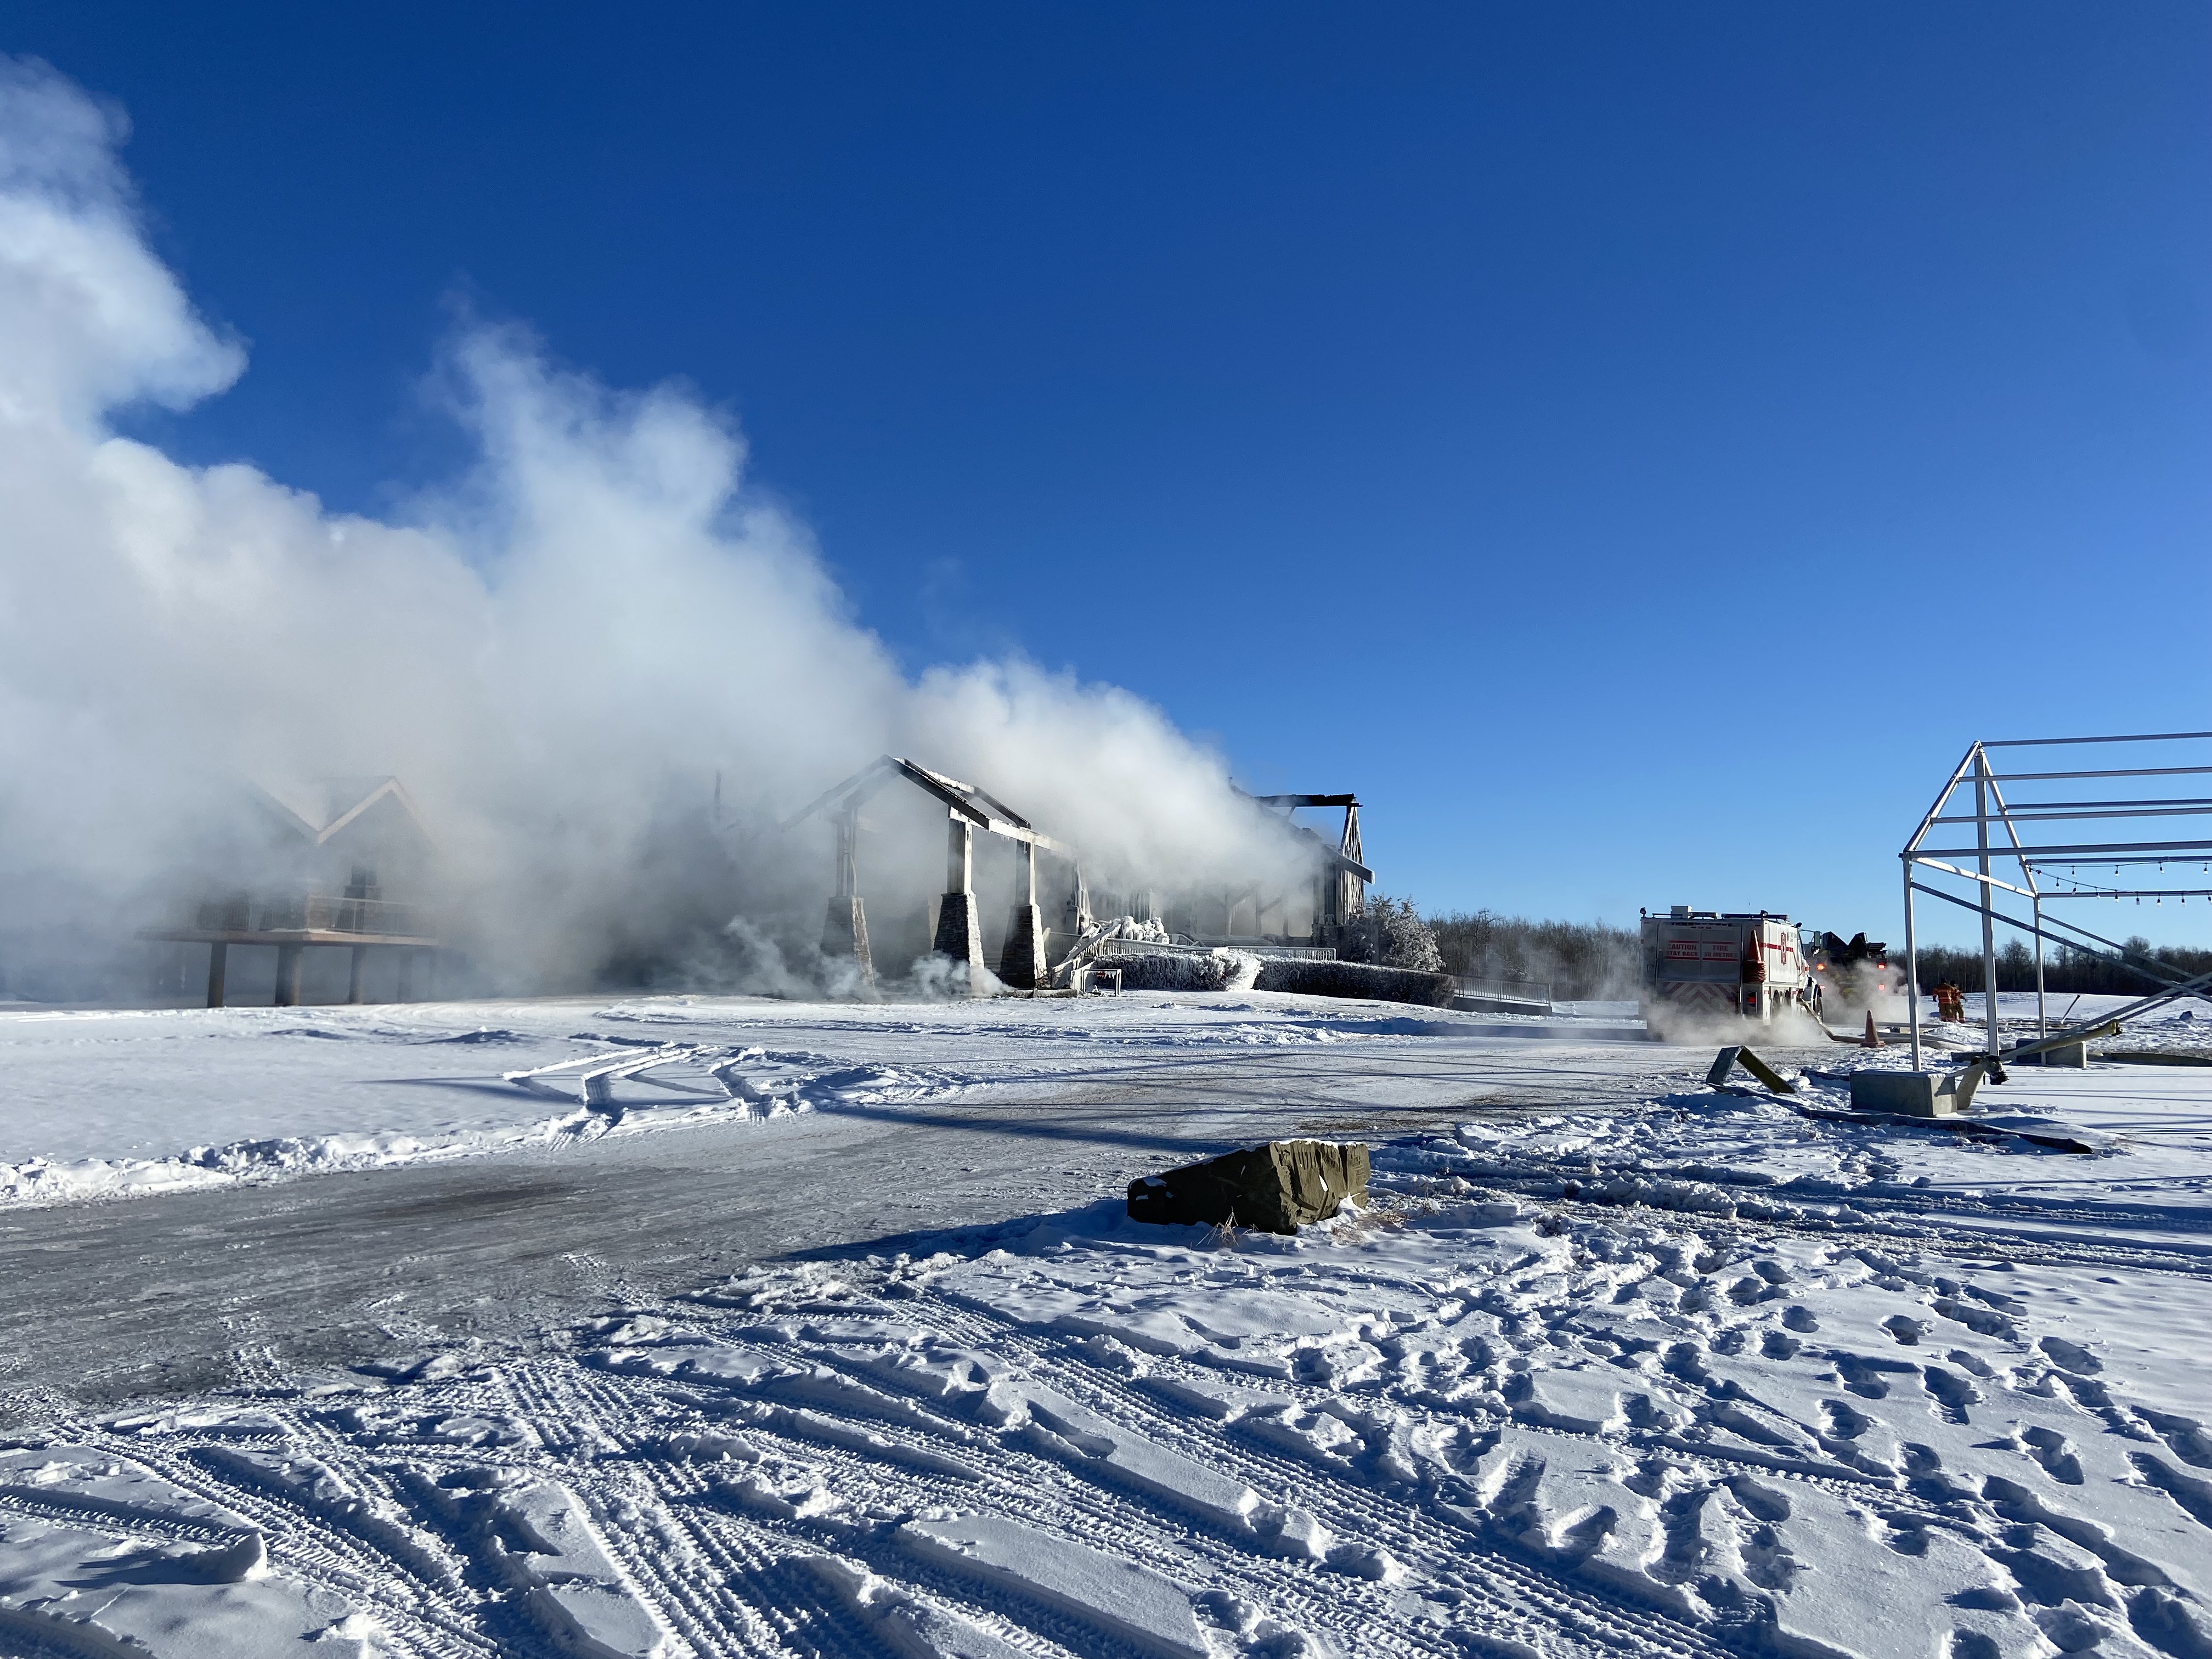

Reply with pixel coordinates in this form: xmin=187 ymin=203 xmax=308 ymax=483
xmin=1233 ymin=787 xmax=1373 ymax=883
xmin=783 ymin=755 xmax=1062 ymax=850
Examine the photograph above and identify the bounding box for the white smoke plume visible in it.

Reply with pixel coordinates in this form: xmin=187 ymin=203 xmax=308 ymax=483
xmin=0 ymin=59 xmax=1318 ymax=1000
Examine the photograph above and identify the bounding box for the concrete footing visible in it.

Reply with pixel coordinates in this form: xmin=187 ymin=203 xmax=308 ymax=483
xmin=998 ymin=904 xmax=1047 ymax=989
xmin=821 ymin=895 xmax=876 ymax=991
xmin=1849 ymin=1068 xmax=1984 ymax=1117
xmin=2015 ymin=1041 xmax=2087 ymax=1067
xmin=932 ymin=890 xmax=986 ymax=991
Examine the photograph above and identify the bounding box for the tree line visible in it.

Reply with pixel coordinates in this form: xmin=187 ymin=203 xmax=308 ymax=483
xmin=1423 ymin=910 xmax=1641 ymax=1000
xmin=1414 ymin=908 xmax=2212 ymax=1001
xmin=1906 ymin=936 xmax=2212 ymax=995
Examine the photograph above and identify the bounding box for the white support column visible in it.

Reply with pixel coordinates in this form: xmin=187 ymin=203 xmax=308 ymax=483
xmin=2034 ymin=895 xmax=2046 ymax=1037
xmin=1904 ymin=859 xmax=1922 ymax=1070
xmin=1975 ymin=751 xmax=2000 ymax=1057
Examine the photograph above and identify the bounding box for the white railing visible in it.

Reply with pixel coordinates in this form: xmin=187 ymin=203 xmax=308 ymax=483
xmin=194 ymin=890 xmax=431 ymax=937
xmin=1094 ymin=937 xmax=1339 ymax=962
xmin=1454 ymin=974 xmax=1554 ymax=1008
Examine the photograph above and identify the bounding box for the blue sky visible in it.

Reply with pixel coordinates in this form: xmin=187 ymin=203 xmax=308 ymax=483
xmin=12 ymin=2 xmax=2210 ymax=945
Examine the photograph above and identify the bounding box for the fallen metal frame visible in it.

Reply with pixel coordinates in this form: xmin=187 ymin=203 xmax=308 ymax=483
xmin=1900 ymin=731 xmax=2212 ymax=1067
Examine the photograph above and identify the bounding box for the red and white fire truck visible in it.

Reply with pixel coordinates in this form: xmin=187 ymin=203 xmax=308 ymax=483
xmin=1638 ymin=907 xmax=1816 ymax=1034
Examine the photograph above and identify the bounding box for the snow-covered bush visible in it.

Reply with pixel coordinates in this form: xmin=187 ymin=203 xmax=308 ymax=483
xmin=1102 ymin=947 xmax=1261 ymax=992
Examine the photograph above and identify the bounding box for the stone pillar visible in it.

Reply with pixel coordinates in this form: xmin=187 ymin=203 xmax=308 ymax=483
xmin=274 ymin=944 xmax=304 ymax=1008
xmin=998 ymin=839 xmax=1048 ymax=989
xmin=820 ymin=805 xmax=876 ymax=991
xmin=205 ymin=941 xmax=228 ymax=1009
xmin=930 ymin=813 xmax=985 ymax=990
xmin=348 ymin=945 xmax=368 ymax=1005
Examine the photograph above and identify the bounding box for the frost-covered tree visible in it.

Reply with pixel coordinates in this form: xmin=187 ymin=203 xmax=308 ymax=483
xmin=1339 ymin=893 xmax=1445 ymax=973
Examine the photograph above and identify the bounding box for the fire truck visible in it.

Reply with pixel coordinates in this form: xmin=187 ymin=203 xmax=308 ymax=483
xmin=1639 ymin=907 xmax=1816 ymax=1034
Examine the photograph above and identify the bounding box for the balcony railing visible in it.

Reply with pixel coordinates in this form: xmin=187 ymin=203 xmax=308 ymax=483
xmin=191 ymin=890 xmax=431 ymax=938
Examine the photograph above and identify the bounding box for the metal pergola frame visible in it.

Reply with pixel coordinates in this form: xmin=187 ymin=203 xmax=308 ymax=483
xmin=1900 ymin=731 xmax=2212 ymax=1068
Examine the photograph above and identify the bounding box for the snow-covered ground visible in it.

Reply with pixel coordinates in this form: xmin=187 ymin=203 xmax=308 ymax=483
xmin=1920 ymin=991 xmax=2212 ymax=1055
xmin=1 ymin=993 xmax=2208 ymax=1658
xmin=1 ymin=994 xmax=1575 ymax=1207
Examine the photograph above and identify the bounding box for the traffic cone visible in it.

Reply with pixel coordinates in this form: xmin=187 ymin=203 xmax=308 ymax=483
xmin=1863 ymin=1012 xmax=1883 ymax=1048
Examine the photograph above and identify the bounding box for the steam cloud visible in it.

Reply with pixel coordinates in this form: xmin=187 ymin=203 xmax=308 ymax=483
xmin=0 ymin=59 xmax=1312 ymax=998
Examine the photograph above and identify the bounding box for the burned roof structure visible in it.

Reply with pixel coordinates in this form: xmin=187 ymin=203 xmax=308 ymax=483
xmin=784 ymin=756 xmax=1065 ymax=994
xmin=783 ymin=757 xmax=1380 ymax=997
xmin=1237 ymin=791 xmax=1373 ymax=946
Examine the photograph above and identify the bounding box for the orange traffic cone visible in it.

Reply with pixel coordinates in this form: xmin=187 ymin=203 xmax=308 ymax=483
xmin=1863 ymin=1012 xmax=1884 ymax=1048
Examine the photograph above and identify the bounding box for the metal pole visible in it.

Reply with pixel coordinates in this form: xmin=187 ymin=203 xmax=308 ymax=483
xmin=1976 ymin=752 xmax=2000 ymax=1056
xmin=1904 ymin=859 xmax=1922 ymax=1069
xmin=205 ymin=941 xmax=228 ymax=1009
xmin=2034 ymin=895 xmax=2046 ymax=1037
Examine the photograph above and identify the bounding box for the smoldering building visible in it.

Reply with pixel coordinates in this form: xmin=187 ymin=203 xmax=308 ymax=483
xmin=147 ymin=777 xmax=441 ymax=1008
xmin=783 ymin=757 xmax=1373 ymax=992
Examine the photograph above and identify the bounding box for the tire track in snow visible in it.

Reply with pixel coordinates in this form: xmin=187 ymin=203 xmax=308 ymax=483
xmin=652 ymin=1302 xmax=1716 ymax=1659
xmin=859 ymin=1310 xmax=1727 ymax=1659
xmin=578 ymin=1332 xmax=1435 ymax=1657
xmin=3 ymin=1427 xmax=486 ymax=1659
